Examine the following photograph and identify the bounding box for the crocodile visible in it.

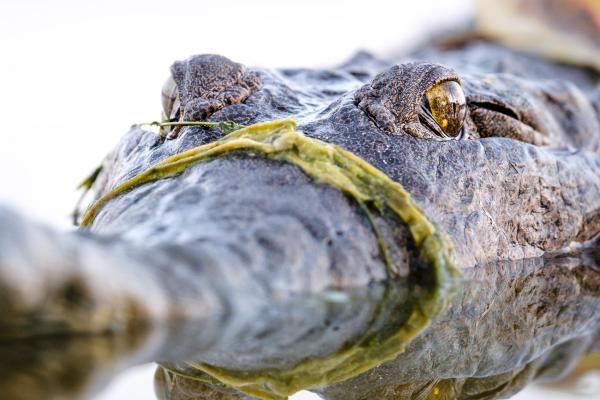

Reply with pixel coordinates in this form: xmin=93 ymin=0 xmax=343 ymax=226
xmin=1 ymin=4 xmax=600 ymax=400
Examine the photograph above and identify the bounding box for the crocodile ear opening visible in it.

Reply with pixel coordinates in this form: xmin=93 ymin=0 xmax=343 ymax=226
xmin=468 ymin=99 xmax=551 ymax=146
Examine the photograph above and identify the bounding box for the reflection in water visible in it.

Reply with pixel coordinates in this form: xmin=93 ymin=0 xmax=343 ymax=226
xmin=540 ymin=354 xmax=600 ymax=396
xmin=0 ymin=333 xmax=150 ymax=400
xmin=93 ymin=364 xmax=157 ymax=400
xmin=316 ymin=242 xmax=600 ymax=400
xmin=1 ymin=244 xmax=599 ymax=400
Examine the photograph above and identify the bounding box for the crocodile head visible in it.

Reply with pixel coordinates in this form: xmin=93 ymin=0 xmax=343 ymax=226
xmin=1 ymin=35 xmax=600 ymax=400
xmin=76 ymin=36 xmax=600 ymax=399
xmin=94 ymin=41 xmax=600 ymax=262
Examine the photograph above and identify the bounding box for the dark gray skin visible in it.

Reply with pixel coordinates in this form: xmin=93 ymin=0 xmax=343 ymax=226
xmin=1 ymin=36 xmax=600 ymax=400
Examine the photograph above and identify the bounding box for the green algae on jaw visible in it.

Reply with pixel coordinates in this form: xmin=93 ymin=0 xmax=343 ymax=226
xmin=72 ymin=165 xmax=104 ymax=226
xmin=80 ymin=119 xmax=460 ymax=399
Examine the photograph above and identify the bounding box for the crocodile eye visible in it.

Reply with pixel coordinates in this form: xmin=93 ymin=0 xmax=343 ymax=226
xmin=161 ymin=76 xmax=179 ymax=120
xmin=425 ymin=81 xmax=466 ymax=137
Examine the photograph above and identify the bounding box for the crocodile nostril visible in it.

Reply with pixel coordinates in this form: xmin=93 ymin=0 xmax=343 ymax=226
xmin=469 ymin=101 xmax=520 ymax=121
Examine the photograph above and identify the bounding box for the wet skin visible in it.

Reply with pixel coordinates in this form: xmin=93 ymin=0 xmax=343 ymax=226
xmin=0 ymin=36 xmax=600 ymax=399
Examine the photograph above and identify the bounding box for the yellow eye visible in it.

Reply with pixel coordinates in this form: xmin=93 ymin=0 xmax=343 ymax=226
xmin=425 ymin=81 xmax=466 ymax=137
xmin=161 ymin=76 xmax=179 ymax=120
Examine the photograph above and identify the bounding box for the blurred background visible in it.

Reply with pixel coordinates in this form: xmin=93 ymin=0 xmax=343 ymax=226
xmin=0 ymin=0 xmax=597 ymax=399
xmin=0 ymin=0 xmax=472 ymax=228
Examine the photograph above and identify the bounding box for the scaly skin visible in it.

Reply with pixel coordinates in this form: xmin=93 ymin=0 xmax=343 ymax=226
xmin=0 ymin=36 xmax=599 ymax=400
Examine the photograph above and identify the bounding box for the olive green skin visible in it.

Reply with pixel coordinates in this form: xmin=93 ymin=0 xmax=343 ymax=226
xmin=1 ymin=34 xmax=600 ymax=400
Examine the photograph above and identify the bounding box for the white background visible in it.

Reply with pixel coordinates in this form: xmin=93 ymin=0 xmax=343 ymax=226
xmin=0 ymin=0 xmax=597 ymax=399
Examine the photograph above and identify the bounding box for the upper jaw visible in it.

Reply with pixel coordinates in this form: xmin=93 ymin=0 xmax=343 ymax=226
xmin=99 ymin=51 xmax=600 ymax=269
xmin=109 ymin=52 xmax=600 ymax=269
